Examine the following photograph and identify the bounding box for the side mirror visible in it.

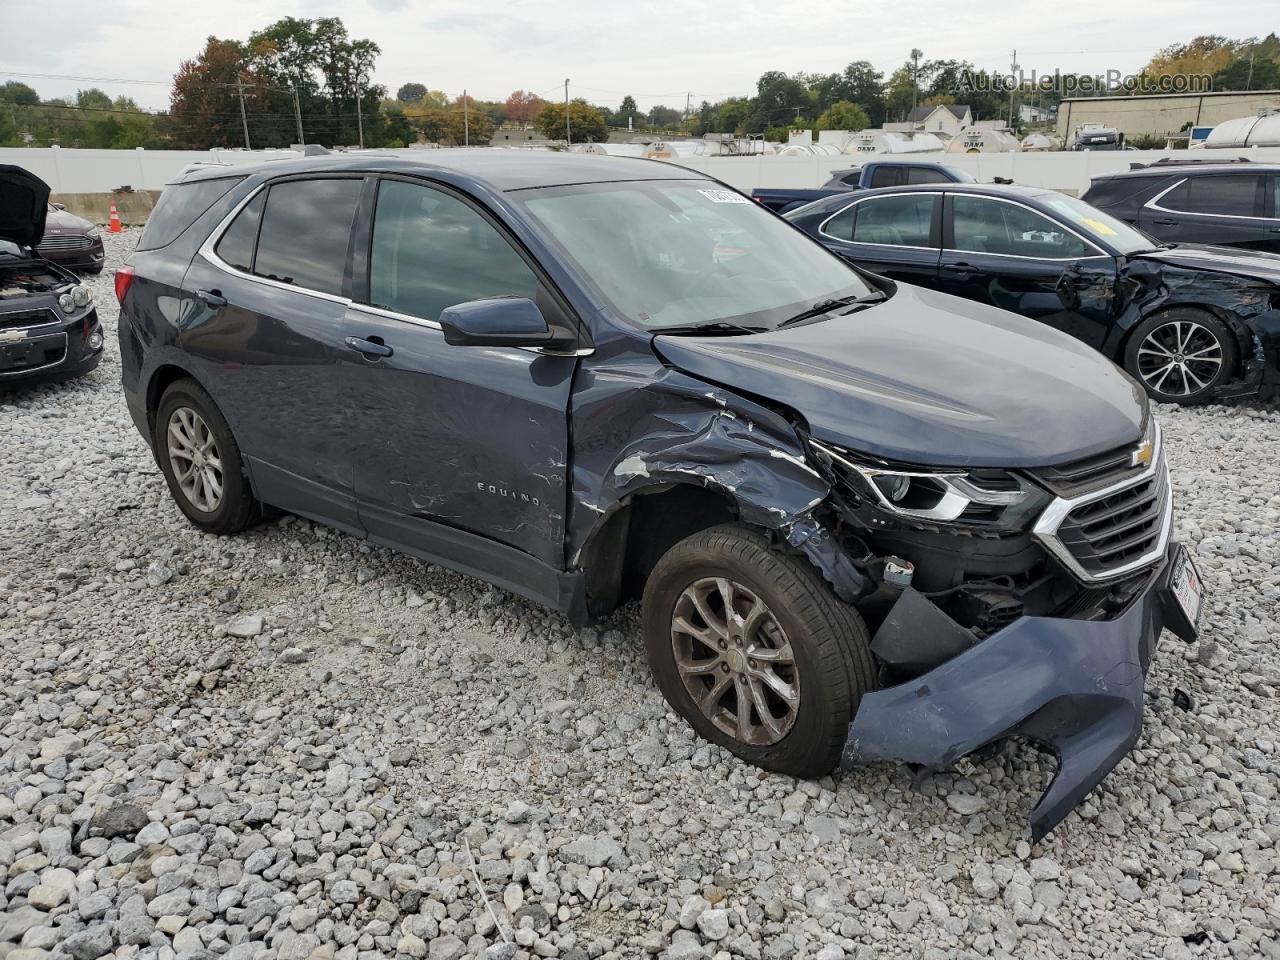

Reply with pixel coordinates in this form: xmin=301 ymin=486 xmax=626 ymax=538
xmin=440 ymin=297 xmax=552 ymax=347
xmin=51 ymin=202 xmax=66 ymax=211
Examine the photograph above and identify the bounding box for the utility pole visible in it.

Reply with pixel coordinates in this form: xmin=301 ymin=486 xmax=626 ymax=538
xmin=910 ymin=48 xmax=922 ymax=114
xmin=463 ymin=89 xmax=470 ymax=147
xmin=685 ymin=91 xmax=691 ymax=121
xmin=236 ymin=80 xmax=251 ymax=149
xmin=1246 ymin=45 xmax=1256 ymax=90
xmin=564 ymin=78 xmax=571 ymax=143
xmin=293 ymin=88 xmax=304 ymax=145
xmin=355 ymin=74 xmax=365 ymax=149
xmin=1008 ymin=49 xmax=1019 ymax=129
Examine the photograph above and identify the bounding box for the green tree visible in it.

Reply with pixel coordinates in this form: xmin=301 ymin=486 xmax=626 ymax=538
xmin=0 ymin=82 xmax=39 ymax=105
xmin=814 ymin=101 xmax=870 ymax=132
xmin=396 ymin=82 xmax=427 ymax=102
xmin=535 ymin=99 xmax=609 ymax=143
xmin=745 ymin=72 xmax=812 ymax=131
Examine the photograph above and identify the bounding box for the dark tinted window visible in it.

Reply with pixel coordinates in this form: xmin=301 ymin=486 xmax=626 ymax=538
xmin=907 ymin=167 xmax=951 ymax=184
xmin=840 ymin=172 xmax=863 ymax=186
xmin=952 ymin=196 xmax=1090 ymax=258
xmin=137 ymin=177 xmax=243 ymax=251
xmin=1271 ymin=175 xmax=1280 ymax=217
xmin=821 ymin=203 xmax=857 ymax=241
xmin=852 ymin=194 xmax=935 ymax=246
xmin=214 ymin=191 xmax=265 ymax=273
xmin=254 ymin=179 xmax=362 ymax=296
xmin=368 ymin=180 xmax=538 ymax=322
xmin=1163 ymin=175 xmax=1262 ymax=217
xmin=869 ymin=166 xmax=905 ymax=188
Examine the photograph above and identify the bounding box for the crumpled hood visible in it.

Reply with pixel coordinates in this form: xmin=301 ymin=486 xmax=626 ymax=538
xmin=653 ymin=283 xmax=1146 ymax=468
xmin=0 ymin=165 xmax=50 ymax=249
xmin=1133 ymin=244 xmax=1280 ymax=285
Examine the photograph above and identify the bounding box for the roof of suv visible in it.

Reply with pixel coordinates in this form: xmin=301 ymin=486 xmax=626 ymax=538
xmin=175 ymin=150 xmax=708 ymax=192
xmin=1092 ymin=160 xmax=1280 ymax=180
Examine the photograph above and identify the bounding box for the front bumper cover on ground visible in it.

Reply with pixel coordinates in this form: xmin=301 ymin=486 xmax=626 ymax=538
xmin=842 ymin=542 xmax=1193 ymax=841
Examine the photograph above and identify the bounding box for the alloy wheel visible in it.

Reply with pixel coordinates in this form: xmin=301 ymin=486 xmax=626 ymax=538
xmin=167 ymin=407 xmax=224 ymax=513
xmin=670 ymin=577 xmax=800 ymax=746
xmin=1135 ymin=320 xmax=1223 ymax=398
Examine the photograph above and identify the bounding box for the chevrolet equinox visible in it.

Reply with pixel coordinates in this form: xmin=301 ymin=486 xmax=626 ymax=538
xmin=117 ymin=153 xmax=1203 ymax=840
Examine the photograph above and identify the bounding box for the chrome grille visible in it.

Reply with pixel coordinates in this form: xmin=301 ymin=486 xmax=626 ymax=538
xmin=1034 ymin=419 xmax=1154 ymax=497
xmin=38 ymin=234 xmax=94 ymax=251
xmin=1033 ymin=422 xmax=1172 ymax=582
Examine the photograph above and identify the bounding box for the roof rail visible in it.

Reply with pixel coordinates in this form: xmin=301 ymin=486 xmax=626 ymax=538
xmin=1128 ymin=156 xmax=1253 ymax=170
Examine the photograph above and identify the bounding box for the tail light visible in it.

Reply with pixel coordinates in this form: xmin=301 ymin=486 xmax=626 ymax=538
xmin=114 ymin=265 xmax=135 ymax=306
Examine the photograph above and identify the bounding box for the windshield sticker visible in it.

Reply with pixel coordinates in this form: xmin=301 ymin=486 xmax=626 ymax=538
xmin=698 ymin=189 xmax=750 ymax=204
xmin=1079 ymin=217 xmax=1118 ymax=236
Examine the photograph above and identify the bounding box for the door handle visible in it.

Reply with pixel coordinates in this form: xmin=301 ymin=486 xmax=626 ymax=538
xmin=344 ymin=335 xmax=394 ymax=359
xmin=1269 ymin=227 xmax=1280 ymax=234
xmin=1151 ymin=218 xmax=1179 ymax=226
xmin=942 ymin=262 xmax=975 ymax=274
xmin=195 ymin=289 xmax=226 ymax=308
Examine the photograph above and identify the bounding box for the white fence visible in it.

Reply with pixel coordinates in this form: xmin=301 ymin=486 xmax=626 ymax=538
xmin=6 ymin=143 xmax=1280 ymax=199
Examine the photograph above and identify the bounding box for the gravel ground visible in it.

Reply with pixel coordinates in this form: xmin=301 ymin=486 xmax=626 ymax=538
xmin=1 ymin=228 xmax=1278 ymax=960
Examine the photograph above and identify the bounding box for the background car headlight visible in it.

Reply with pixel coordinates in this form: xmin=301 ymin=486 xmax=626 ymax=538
xmin=86 ymin=225 xmax=101 ymax=238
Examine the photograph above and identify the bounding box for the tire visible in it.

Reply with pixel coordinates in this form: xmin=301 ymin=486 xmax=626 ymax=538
xmin=1123 ymin=308 xmax=1238 ymax=404
xmin=641 ymin=524 xmax=876 ymax=778
xmin=153 ymin=378 xmax=259 ymax=534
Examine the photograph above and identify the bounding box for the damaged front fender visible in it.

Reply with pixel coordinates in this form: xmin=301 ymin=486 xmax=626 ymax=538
xmin=567 ymin=348 xmax=869 ymax=600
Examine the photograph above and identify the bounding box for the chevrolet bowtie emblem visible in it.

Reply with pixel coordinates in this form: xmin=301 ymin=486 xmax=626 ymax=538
xmin=0 ymin=329 xmax=27 ymax=342
xmin=1131 ymin=439 xmax=1154 ymax=468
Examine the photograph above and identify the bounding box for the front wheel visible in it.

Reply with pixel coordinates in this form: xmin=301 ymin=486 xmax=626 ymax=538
xmin=1123 ymin=309 xmax=1237 ymax=404
xmin=641 ymin=524 xmax=876 ymax=778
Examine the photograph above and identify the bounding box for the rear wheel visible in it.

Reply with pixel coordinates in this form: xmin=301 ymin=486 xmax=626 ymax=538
xmin=153 ymin=379 xmax=259 ymax=534
xmin=641 ymin=524 xmax=876 ymax=778
xmin=1123 ymin=308 xmax=1237 ymax=404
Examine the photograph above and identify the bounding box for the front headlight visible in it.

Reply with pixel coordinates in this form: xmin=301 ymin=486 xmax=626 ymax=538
xmin=810 ymin=440 xmax=1041 ymax=524
xmin=58 ymin=285 xmax=93 ymax=314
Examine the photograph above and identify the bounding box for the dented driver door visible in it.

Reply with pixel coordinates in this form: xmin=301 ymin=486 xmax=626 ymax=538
xmin=342 ymin=177 xmax=574 ymax=568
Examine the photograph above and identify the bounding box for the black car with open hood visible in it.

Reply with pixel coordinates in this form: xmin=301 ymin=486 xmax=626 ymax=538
xmin=0 ymin=165 xmax=104 ymax=385
xmin=117 ymin=152 xmax=1203 ymax=842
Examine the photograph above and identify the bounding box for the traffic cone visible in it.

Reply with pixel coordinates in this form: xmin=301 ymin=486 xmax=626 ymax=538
xmin=109 ymin=203 xmax=122 ymax=233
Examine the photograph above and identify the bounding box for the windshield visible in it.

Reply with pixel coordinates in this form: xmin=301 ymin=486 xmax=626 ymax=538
xmin=1039 ymin=194 xmax=1160 ymax=255
xmin=516 ymin=179 xmax=872 ymax=330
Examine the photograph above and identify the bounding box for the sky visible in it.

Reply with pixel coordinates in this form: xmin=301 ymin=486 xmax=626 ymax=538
xmin=0 ymin=0 xmax=1274 ymax=113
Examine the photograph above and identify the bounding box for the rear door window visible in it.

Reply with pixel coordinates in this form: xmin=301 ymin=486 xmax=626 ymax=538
xmin=367 ymin=179 xmax=538 ymax=322
xmin=137 ymin=176 xmax=243 ymax=251
xmin=851 ymin=194 xmax=936 ymax=246
xmin=868 ymin=166 xmax=905 ymax=188
xmin=821 ymin=203 xmax=857 ymax=241
xmin=1162 ymin=175 xmax=1263 ymax=217
xmin=253 ymin=179 xmax=362 ymax=296
xmin=907 ymin=167 xmax=951 ymax=184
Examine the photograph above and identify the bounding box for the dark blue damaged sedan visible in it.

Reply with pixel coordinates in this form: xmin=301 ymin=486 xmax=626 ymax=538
xmin=117 ymin=151 xmax=1202 ymax=840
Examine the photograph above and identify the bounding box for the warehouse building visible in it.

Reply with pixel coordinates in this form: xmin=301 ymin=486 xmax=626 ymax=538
xmin=1056 ymin=89 xmax=1280 ymax=141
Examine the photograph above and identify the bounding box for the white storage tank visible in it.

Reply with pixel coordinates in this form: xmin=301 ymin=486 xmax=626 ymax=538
xmin=1203 ymin=110 xmax=1280 ymax=148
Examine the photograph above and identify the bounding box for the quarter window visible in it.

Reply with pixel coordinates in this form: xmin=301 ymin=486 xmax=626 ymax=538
xmin=851 ymin=194 xmax=936 ymax=247
xmin=253 ymin=179 xmax=362 ymax=297
xmin=951 ymin=196 xmax=1090 ymax=258
xmin=214 ymin=191 xmax=265 ymax=273
xmin=1161 ymin=175 xmax=1262 ymax=217
xmin=821 ymin=204 xmax=857 ymax=241
xmin=368 ymin=179 xmax=538 ymax=323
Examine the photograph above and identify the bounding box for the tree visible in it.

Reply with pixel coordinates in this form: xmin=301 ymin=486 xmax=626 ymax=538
xmin=535 ymin=99 xmax=609 ymax=143
xmin=0 ymin=82 xmax=39 ymax=106
xmin=745 ymin=72 xmax=812 ymax=131
xmin=76 ymin=89 xmax=114 ymax=111
xmin=814 ymin=101 xmax=870 ymax=132
xmin=396 ymin=82 xmax=427 ymax=102
xmin=168 ymin=37 xmax=260 ymax=148
xmin=648 ymin=105 xmax=682 ymax=129
xmin=503 ymin=90 xmax=544 ymax=125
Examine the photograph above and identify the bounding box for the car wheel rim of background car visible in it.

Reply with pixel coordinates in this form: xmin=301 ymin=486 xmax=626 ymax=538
xmin=167 ymin=407 xmax=224 ymax=513
xmin=1136 ymin=320 xmax=1223 ymax=398
xmin=670 ymin=577 xmax=800 ymax=746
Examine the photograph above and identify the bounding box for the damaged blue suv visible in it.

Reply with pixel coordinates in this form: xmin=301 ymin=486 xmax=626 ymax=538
xmin=117 ymin=153 xmax=1202 ymax=840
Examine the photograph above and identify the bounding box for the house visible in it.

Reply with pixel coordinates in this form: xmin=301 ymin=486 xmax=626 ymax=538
xmin=1019 ymin=103 xmax=1055 ymax=125
xmin=905 ymin=104 xmax=973 ymax=138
